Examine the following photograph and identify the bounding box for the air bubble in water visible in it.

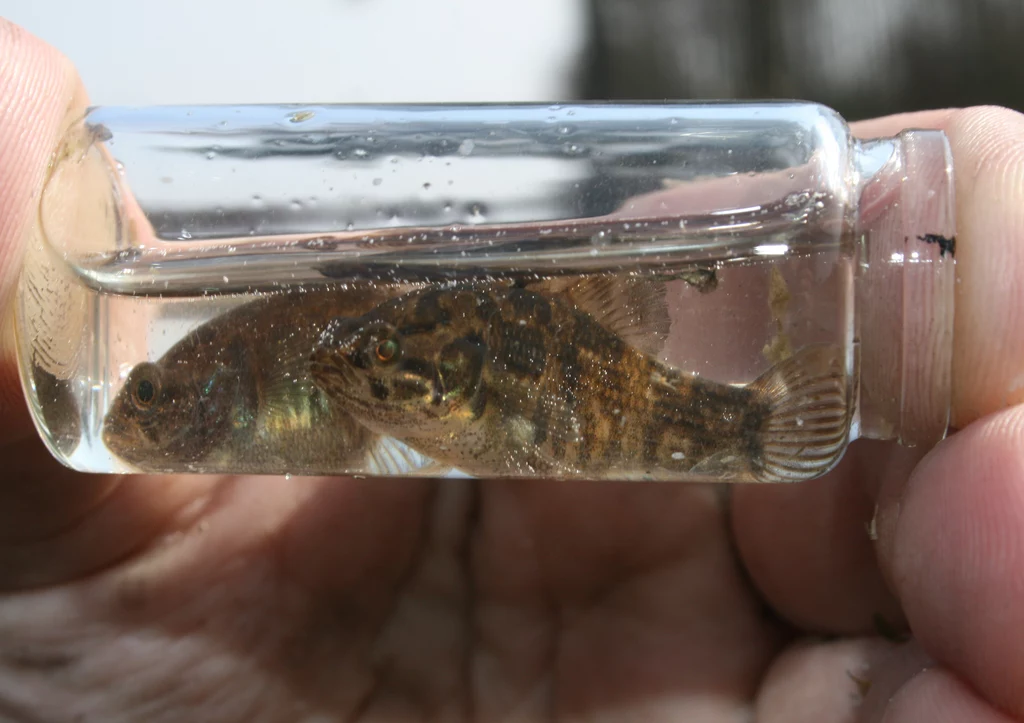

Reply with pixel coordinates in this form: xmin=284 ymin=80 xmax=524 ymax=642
xmin=784 ymin=191 xmax=811 ymax=208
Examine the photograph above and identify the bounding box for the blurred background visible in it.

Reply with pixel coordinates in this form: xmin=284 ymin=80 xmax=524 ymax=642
xmin=2 ymin=0 xmax=1023 ymax=119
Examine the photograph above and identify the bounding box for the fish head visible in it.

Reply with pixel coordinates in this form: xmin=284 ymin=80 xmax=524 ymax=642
xmin=311 ymin=289 xmax=488 ymax=436
xmin=102 ymin=353 xmax=248 ymax=471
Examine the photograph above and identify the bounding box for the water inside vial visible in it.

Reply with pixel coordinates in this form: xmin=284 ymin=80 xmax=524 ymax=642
xmin=19 ymin=104 xmax=856 ymax=480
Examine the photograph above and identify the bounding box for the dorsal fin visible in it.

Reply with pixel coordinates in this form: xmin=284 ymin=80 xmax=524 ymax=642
xmin=535 ymin=274 xmax=671 ymax=356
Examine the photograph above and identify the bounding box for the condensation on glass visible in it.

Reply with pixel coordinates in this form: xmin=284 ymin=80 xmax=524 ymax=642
xmin=15 ymin=102 xmax=956 ymax=481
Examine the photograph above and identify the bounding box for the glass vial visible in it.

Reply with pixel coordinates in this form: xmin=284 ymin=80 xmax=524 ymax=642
xmin=16 ymin=102 xmax=955 ymax=482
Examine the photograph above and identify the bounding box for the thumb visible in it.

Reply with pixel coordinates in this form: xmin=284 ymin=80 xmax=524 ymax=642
xmin=0 ymin=18 xmax=86 ymax=436
xmin=0 ymin=20 xmax=213 ymax=591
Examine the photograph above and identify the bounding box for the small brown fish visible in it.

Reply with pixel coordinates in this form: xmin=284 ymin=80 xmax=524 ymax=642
xmin=310 ymin=277 xmax=850 ymax=482
xmin=102 ymin=285 xmax=429 ymax=475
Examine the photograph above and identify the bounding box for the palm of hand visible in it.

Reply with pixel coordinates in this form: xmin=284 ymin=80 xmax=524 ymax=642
xmin=2 ymin=453 xmax=903 ymax=723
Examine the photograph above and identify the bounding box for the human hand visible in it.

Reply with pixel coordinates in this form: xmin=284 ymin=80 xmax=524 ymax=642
xmin=3 ymin=20 xmax=1024 ymax=722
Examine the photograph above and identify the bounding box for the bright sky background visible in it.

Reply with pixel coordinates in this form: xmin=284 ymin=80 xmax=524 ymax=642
xmin=0 ymin=1 xmax=588 ymax=104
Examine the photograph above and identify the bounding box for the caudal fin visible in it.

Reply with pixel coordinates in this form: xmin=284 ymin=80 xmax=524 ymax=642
xmin=749 ymin=344 xmax=850 ymax=483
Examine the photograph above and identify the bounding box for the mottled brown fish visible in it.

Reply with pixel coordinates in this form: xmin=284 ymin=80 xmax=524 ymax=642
xmin=309 ymin=278 xmax=850 ymax=482
xmin=102 ymin=285 xmax=429 ymax=475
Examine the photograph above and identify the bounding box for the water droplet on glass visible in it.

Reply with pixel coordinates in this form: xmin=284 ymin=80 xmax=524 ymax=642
xmin=423 ymin=182 xmax=432 ymax=190
xmin=290 ymin=199 xmax=303 ymax=211
xmin=205 ymin=150 xmax=217 ymax=160
xmin=288 ymin=110 xmax=315 ymax=123
xmin=353 ymin=148 xmax=368 ymax=158
xmin=372 ymin=178 xmax=383 ymax=186
xmin=458 ymin=139 xmax=475 ymax=156
xmin=784 ymin=191 xmax=811 ymax=208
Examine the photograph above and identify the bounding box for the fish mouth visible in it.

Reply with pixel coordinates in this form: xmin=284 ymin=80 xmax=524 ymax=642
xmin=101 ymin=414 xmax=154 ymax=467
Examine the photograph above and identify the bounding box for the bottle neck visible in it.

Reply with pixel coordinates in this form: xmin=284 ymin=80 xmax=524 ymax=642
xmin=853 ymin=130 xmax=956 ymax=447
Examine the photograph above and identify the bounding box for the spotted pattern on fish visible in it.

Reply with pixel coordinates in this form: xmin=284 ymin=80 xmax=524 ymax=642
xmin=311 ymin=279 xmax=851 ymax=482
xmin=490 ymin=317 xmax=547 ymax=379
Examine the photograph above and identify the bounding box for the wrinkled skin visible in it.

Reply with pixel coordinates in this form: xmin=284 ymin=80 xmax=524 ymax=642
xmin=5 ymin=21 xmax=1024 ymax=723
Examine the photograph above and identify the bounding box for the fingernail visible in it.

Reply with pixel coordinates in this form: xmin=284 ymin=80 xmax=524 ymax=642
xmin=871 ymin=444 xmax=930 ymax=592
xmin=858 ymin=640 xmax=935 ymax=723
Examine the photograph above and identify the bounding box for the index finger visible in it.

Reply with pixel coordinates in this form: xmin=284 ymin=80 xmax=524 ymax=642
xmin=735 ymin=105 xmax=1024 ymax=717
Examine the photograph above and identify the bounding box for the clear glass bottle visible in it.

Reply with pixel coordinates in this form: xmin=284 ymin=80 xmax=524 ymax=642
xmin=16 ymin=102 xmax=955 ymax=482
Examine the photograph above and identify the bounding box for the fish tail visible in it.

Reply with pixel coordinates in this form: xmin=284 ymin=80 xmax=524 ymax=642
xmin=749 ymin=344 xmax=850 ymax=483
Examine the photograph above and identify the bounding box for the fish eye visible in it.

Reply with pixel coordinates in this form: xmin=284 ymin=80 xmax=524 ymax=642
xmin=374 ymin=338 xmax=400 ymax=365
xmin=136 ymin=379 xmax=156 ymax=404
xmin=128 ymin=363 xmax=161 ymax=410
